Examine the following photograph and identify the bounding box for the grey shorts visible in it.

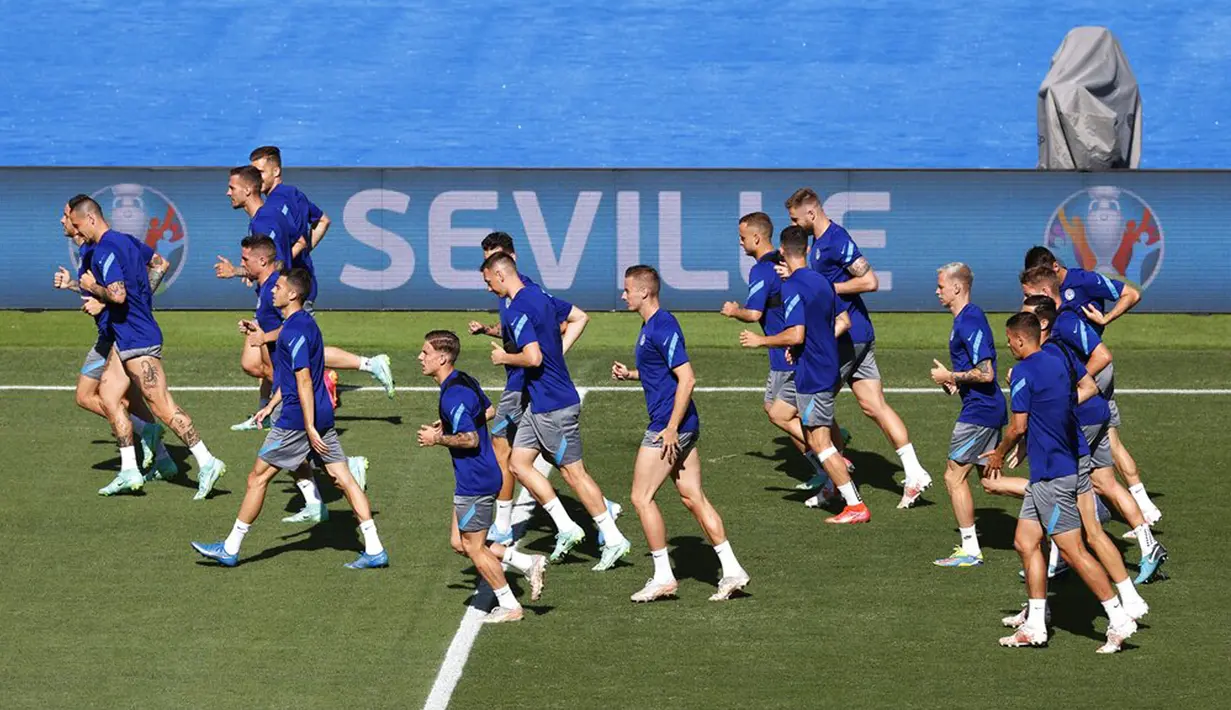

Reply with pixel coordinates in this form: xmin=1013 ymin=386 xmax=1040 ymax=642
xmin=258 ymin=426 xmax=347 ymax=470
xmin=794 ymin=390 xmax=836 ymax=427
xmin=118 ymin=344 xmax=162 ymax=362
xmin=640 ymin=428 xmax=700 ymax=459
xmin=513 ymin=404 xmax=584 ymax=467
xmin=455 ymin=494 xmax=496 ymax=533
xmin=1094 ymin=364 xmax=1121 ymax=427
xmin=1020 ymin=474 xmax=1082 ymax=536
xmin=490 ymin=389 xmax=526 ymax=440
xmin=763 ymin=370 xmax=798 ymax=405
xmin=1107 ymin=400 xmax=1122 ymax=428
xmin=80 ymin=337 xmax=113 ymax=380
xmin=1081 ymin=422 xmax=1114 ymax=470
xmin=838 ymin=339 xmax=881 ymax=384
xmin=949 ymin=422 xmax=1002 ymax=465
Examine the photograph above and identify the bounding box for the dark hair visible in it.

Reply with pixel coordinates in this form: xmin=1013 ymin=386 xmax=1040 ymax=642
xmin=1024 ymin=246 xmax=1058 ymax=270
xmin=282 ymin=267 xmax=313 ymax=301
xmin=1006 ymin=312 xmax=1042 ymax=342
xmin=69 ymin=196 xmax=103 ymax=218
xmin=229 ymin=165 xmax=264 ymax=191
xmin=481 ymin=231 xmax=515 ymax=255
xmin=784 ymin=187 xmax=821 ymax=210
xmin=242 ymin=234 xmax=277 ymax=259
xmin=1019 ymin=265 xmax=1059 ymax=289
xmin=480 ymin=251 xmax=516 ymax=273
xmin=249 ymin=145 xmax=282 ymax=167
xmin=1022 ymin=295 xmax=1056 ymax=330
xmin=624 ymin=264 xmax=660 ymax=296
xmin=67 ymin=193 xmax=92 ymax=210
xmin=779 ymin=225 xmax=809 ymax=257
xmin=739 ymin=211 xmax=773 ymax=238
xmin=425 ymin=329 xmax=460 ymax=363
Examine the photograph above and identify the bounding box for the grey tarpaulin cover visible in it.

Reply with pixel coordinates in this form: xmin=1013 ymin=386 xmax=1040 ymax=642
xmin=1037 ymin=27 xmax=1142 ymax=170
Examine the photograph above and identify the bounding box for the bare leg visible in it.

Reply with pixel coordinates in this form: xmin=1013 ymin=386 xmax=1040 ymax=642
xmin=945 ymin=460 xmax=976 ymax=528
xmin=1108 ymin=428 xmax=1143 ymax=488
xmin=124 ymin=357 xmax=201 ymax=447
xmin=671 ymin=447 xmax=727 ymax=545
xmin=850 ymin=378 xmax=910 ymax=449
xmin=1073 ymin=490 xmax=1131 ymax=583
xmin=1091 ymin=467 xmax=1145 ymax=528
xmin=1051 ymin=527 xmax=1116 ymax=601
xmin=237 ymin=458 xmax=281 ymax=524
xmin=321 ymin=459 xmax=372 ymax=522
xmin=630 ymin=445 xmax=675 ymax=550
xmin=74 ymin=374 xmax=108 ymax=418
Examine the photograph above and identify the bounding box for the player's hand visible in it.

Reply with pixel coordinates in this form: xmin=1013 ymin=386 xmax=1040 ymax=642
xmin=611 ymin=360 xmax=631 ymax=380
xmin=981 ymin=449 xmax=1004 ymax=479
xmin=929 ymin=359 xmax=954 ymax=387
xmin=942 ymin=381 xmax=958 ymax=396
xmin=1081 ymin=303 xmax=1109 ymax=327
xmin=489 ymin=340 xmax=506 ymax=365
xmin=215 ymin=255 xmax=237 ymax=279
xmin=773 ymin=262 xmax=790 ymax=280
xmin=81 ymin=297 xmax=105 ymax=316
xmin=237 ymin=319 xmax=257 ymax=335
xmin=784 ymin=348 xmax=795 ymax=365
xmin=467 ymin=320 xmax=487 ymax=335
xmin=1004 ymin=367 xmax=1014 ymax=387
xmin=417 ymin=423 xmax=441 ymax=447
xmin=739 ymin=330 xmax=763 ymax=348
xmin=79 ymin=270 xmax=97 ymax=294
xmin=654 ymin=427 xmax=681 ymax=465
xmin=720 ymin=301 xmax=741 ymax=318
xmin=253 ymin=403 xmax=276 ymax=427
xmin=307 ymin=427 xmax=328 ymax=455
xmin=53 ymin=266 xmax=74 ymax=290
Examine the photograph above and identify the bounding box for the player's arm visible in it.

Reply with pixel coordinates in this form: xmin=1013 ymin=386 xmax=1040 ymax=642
xmin=254 ymin=386 xmax=283 ymax=423
xmin=722 ymin=304 xmax=762 ymax=323
xmin=492 ymin=340 xmax=542 ymax=368
xmin=147 ymin=253 xmax=170 ymax=292
xmin=560 ymin=306 xmax=589 ymax=354
xmin=1076 ymin=373 xmax=1099 ymax=405
xmin=419 ymin=393 xmax=480 ymax=449
xmin=665 ymin=361 xmax=696 ymax=432
xmin=1081 ymin=278 xmax=1140 ymax=328
xmin=741 ymin=324 xmax=803 ymax=348
xmin=611 ymin=361 xmax=639 ymax=381
xmin=1085 ymin=342 xmax=1112 ymax=378
xmin=291 ymin=236 xmax=310 ymax=259
xmin=984 ymin=411 xmax=1028 ymax=478
xmin=834 ymin=257 xmax=879 ymax=295
xmin=80 ymin=264 xmax=127 ymax=304
xmin=53 ymin=266 xmax=81 ymax=293
xmin=468 ymin=320 xmax=502 ymax=338
xmin=295 ymin=366 xmax=328 ymax=454
xmin=308 ymin=211 xmax=331 ymax=250
xmin=214 ymin=255 xmax=250 ymax=280
xmin=949 ymin=359 xmax=995 ymax=385
xmin=834 ymin=310 xmax=852 ymax=337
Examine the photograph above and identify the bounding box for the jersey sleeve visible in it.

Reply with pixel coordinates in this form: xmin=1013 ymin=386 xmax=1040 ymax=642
xmin=138 ymin=240 xmax=156 ymax=265
xmin=744 ymin=262 xmax=771 ymax=312
xmin=287 ymin=327 xmax=310 ymax=371
xmin=305 ymin=197 xmax=323 ymax=226
xmin=507 ymin=304 xmax=539 ymax=349
xmin=836 ymin=231 xmax=865 ymax=269
xmin=1074 ymin=319 xmax=1103 ymax=357
xmin=965 ymin=317 xmax=995 ymax=365
xmin=1086 ymin=272 xmax=1125 ymax=301
xmin=656 ymin=317 xmax=691 ymax=369
xmin=781 ymin=280 xmax=805 ymax=328
xmin=1009 ymin=366 xmax=1031 ymax=413
xmin=549 ymin=293 xmax=574 ymax=325
xmin=94 ymin=244 xmax=124 ymax=286
xmin=442 ymin=388 xmax=480 ymax=434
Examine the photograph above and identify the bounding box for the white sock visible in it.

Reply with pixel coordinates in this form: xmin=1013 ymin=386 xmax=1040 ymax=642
xmin=129 ymin=415 xmax=146 ymax=435
xmin=1128 ymin=483 xmax=1157 ymax=512
xmin=593 ymin=512 xmax=627 ymax=547
xmin=533 ymin=455 xmax=553 ymax=478
xmin=1115 ymin=577 xmax=1145 ymax=607
xmin=495 ymin=499 xmax=514 ymax=530
xmin=837 ymin=481 xmax=862 ymax=506
xmin=357 ymin=356 xmax=373 ymax=372
xmin=896 ymin=443 xmax=925 ymax=479
xmin=358 ymin=519 xmax=383 ymax=555
xmin=224 ymin=519 xmax=250 ymax=555
xmin=119 ymin=445 xmax=138 ymax=471
xmin=651 ymin=547 xmax=675 ymax=584
xmin=1101 ymin=596 xmax=1131 ymax=627
xmin=712 ymin=540 xmax=744 ymax=579
xmin=959 ymin=526 xmax=981 ymax=557
xmin=1027 ymin=598 xmax=1047 ymax=629
xmin=542 ymin=497 xmax=579 ymax=533
xmin=296 ymin=478 xmax=323 ymax=506
xmin=189 ymin=441 xmax=215 ymax=468
xmin=1047 ymin=542 xmax=1061 ymax=572
xmin=1134 ymin=523 xmax=1157 ymax=556
xmin=501 ymin=547 xmax=536 ymax=575
xmin=493 ymin=584 xmax=521 ymax=610
xmin=803 ymin=450 xmax=824 ymax=475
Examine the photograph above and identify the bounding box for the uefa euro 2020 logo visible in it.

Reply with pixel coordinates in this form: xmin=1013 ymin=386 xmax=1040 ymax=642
xmin=1043 ymin=186 xmax=1164 ymax=289
xmin=68 ymin=184 xmax=190 ymax=294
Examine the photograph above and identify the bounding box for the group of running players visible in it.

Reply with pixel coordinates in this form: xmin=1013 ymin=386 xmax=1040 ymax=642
xmin=54 ymin=167 xmax=1168 ymax=645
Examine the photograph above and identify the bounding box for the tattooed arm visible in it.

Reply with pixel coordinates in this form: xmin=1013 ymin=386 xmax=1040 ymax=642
xmin=147 ymin=253 xmax=170 ymax=293
xmin=953 ymin=359 xmax=995 ymax=385
xmin=834 ymin=257 xmax=880 ymax=295
xmin=417 ymin=423 xmax=479 ymax=449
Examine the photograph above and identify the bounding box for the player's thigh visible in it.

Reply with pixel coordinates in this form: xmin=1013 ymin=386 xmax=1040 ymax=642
xmin=74 ymin=373 xmax=101 ymax=401
xmin=124 ymin=355 xmax=172 ymax=402
xmin=631 ymin=444 xmax=674 ymax=505
xmin=669 ymin=445 xmax=704 ymax=499
xmin=1013 ymin=516 xmax=1045 ymax=551
xmin=766 ymin=398 xmax=798 ymax=425
xmin=247 ymin=456 xmax=282 ymax=486
xmin=943 ymin=459 xmax=975 ymax=485
xmin=849 ymin=376 xmax=888 ymax=414
xmin=449 ymin=509 xmax=465 ymax=555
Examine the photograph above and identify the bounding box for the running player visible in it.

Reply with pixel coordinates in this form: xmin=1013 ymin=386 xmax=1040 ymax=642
xmin=191 ymin=268 xmax=387 ymax=569
xmin=720 ymin=214 xmax=837 ymax=496
xmin=784 ymin=188 xmax=933 ymax=507
xmin=928 ymin=263 xmax=1008 ymax=567
xmin=739 ymin=227 xmax=865 ymax=523
xmin=984 ymin=313 xmax=1138 ymax=653
xmin=614 ymin=265 xmax=750 ymax=602
xmin=417 ymin=330 xmax=547 ymax=623
xmin=53 ymin=198 xmax=175 ymax=479
xmin=1022 ymin=247 xmax=1159 ymax=523
xmin=217 ymin=166 xmax=394 ymax=420
xmin=480 ymin=252 xmax=632 ymax=570
xmin=69 ymin=197 xmax=226 ymax=498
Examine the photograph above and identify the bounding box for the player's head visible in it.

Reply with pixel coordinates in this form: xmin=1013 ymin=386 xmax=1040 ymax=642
xmin=779 ymin=224 xmax=809 ymax=265
xmin=68 ymin=196 xmax=107 ymax=240
xmin=481 ymin=231 xmax=516 ymax=260
xmin=1021 ymin=295 xmax=1057 ymax=333
xmin=62 ymin=194 xmax=90 ymax=241
xmin=248 ymin=146 xmax=282 ymax=193
xmin=935 ymin=262 xmax=973 ymax=308
xmin=784 ymin=188 xmax=822 ymax=231
xmin=1024 ymin=246 xmax=1061 ymax=273
xmin=1019 ymin=265 xmax=1061 ymax=304
xmin=621 ymin=265 xmax=660 ymax=311
xmin=274 ymin=267 xmax=312 ymax=309
xmin=480 ymin=251 xmax=519 ymax=297
xmin=738 ymin=212 xmax=774 ymax=256
xmin=419 ymin=329 xmax=460 ymax=377
xmin=240 ymin=234 xmax=278 ymax=277
xmin=1004 ymin=311 xmax=1042 ymax=360
xmin=227 ymin=166 xmax=264 ymax=209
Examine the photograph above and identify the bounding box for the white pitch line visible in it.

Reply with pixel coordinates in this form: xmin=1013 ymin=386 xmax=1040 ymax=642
xmin=422 ymin=388 xmax=588 ymax=710
xmin=1 ymin=385 xmax=1229 ymax=395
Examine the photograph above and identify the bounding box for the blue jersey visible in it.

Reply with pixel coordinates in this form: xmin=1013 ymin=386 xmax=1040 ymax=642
xmin=498 ymin=275 xmax=570 ymax=394
xmin=1050 ymin=309 xmax=1105 ymax=368
xmin=949 ymin=303 xmax=1008 ymax=428
xmin=809 ymin=222 xmax=874 ymax=343
xmin=273 ymin=310 xmax=334 ymax=432
xmin=77 ymin=241 xmax=110 ymax=337
xmin=438 ymin=370 xmax=503 ymax=496
xmin=745 ymin=252 xmax=793 ymax=372
xmin=91 ymin=230 xmax=161 ymax=350
xmin=782 ymin=268 xmax=840 ymax=395
xmin=635 ymin=309 xmax=700 ymax=432
xmin=505 ymin=282 xmax=580 ymax=413
xmin=265 ymin=184 xmax=319 ymax=298
xmin=253 ymin=272 xmax=283 ymax=332
xmin=1060 ymin=268 xmax=1125 ymax=335
xmin=1009 ymin=350 xmax=1083 ymax=482
xmin=1042 ymin=340 xmax=1110 ymax=429
xmin=248 ymin=201 xmax=316 ymax=302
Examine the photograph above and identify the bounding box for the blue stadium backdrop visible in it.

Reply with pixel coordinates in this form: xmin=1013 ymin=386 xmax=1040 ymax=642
xmin=7 ymin=169 xmax=1228 ymax=312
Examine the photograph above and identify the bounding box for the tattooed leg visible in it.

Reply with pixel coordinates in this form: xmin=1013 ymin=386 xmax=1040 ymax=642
xmin=100 ymin=352 xmax=133 ymax=446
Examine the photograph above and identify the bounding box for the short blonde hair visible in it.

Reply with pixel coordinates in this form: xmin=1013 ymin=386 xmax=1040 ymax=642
xmin=937 ymin=262 xmax=973 ymax=289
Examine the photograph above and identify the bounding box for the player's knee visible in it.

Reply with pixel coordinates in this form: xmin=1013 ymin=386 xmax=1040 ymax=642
xmin=450 ymin=539 xmax=466 ymax=556
xmin=74 ymin=389 xmax=95 ymax=412
xmin=943 ymin=465 xmax=967 ymax=488
xmin=1012 ymin=532 xmax=1035 ymax=557
xmin=676 ymin=486 xmax=703 ymax=512
xmin=630 ymin=486 xmax=655 ymax=512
